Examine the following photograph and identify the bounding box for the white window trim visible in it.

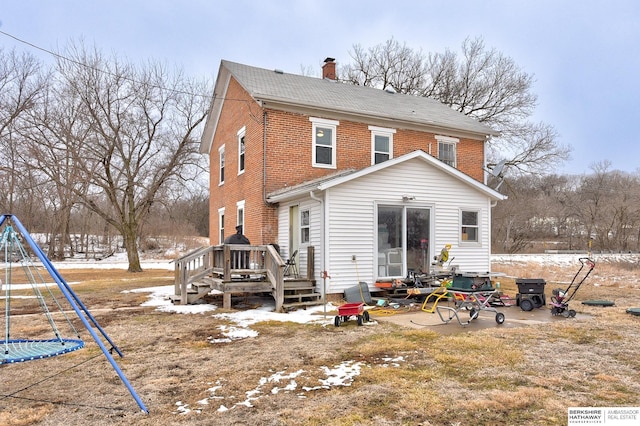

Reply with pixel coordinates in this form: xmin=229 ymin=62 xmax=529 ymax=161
xmin=236 ymin=200 xmax=246 ymax=231
xmin=460 ymin=209 xmax=480 ymax=245
xmin=218 ymin=145 xmax=225 ymax=186
xmin=237 ymin=126 xmax=246 ymax=175
xmin=218 ymin=207 xmax=225 ymax=244
xmin=436 ymin=135 xmax=459 ymax=168
xmin=310 ymin=117 xmax=339 ymax=169
xmin=369 ymin=126 xmax=396 ymax=165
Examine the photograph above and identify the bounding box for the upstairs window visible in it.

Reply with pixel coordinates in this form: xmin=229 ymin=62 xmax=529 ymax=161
xmin=461 ymin=210 xmax=479 ymax=243
xmin=238 ymin=126 xmax=246 ymax=175
xmin=219 ymin=145 xmax=225 ymax=185
xmin=369 ymin=126 xmax=396 ymax=165
xmin=310 ymin=117 xmax=339 ymax=168
xmin=436 ymin=135 xmax=458 ymax=167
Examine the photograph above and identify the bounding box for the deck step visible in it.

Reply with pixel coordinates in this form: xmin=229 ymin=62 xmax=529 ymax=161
xmin=283 ymin=291 xmax=322 ymax=304
xmin=284 ymin=294 xmax=322 ymax=304
xmin=284 ymin=287 xmax=316 ymax=293
xmin=284 ymin=291 xmax=322 ymax=299
xmin=283 ymin=280 xmax=316 ymax=289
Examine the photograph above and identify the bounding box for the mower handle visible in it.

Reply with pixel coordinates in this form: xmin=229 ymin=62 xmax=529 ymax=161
xmin=578 ymin=257 xmax=596 ymax=269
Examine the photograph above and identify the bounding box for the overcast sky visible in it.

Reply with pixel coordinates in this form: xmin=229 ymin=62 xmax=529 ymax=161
xmin=2 ymin=0 xmax=639 ymax=175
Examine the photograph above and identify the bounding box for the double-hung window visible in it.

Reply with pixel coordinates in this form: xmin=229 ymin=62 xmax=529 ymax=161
xmin=369 ymin=126 xmax=396 ymax=165
xmin=218 ymin=208 xmax=225 ymax=244
xmin=310 ymin=117 xmax=339 ymax=168
xmin=238 ymin=126 xmax=246 ymax=175
xmin=219 ymin=145 xmax=225 ymax=185
xmin=461 ymin=210 xmax=479 ymax=243
xmin=237 ymin=200 xmax=245 ymax=231
xmin=436 ymin=135 xmax=458 ymax=167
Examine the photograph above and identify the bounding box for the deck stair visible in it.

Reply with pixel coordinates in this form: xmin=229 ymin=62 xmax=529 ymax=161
xmin=282 ymin=278 xmax=323 ymax=310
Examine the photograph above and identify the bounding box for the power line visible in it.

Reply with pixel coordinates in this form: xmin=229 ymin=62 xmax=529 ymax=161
xmin=0 ymin=29 xmax=266 ymax=112
xmin=0 ymin=29 xmax=212 ymax=99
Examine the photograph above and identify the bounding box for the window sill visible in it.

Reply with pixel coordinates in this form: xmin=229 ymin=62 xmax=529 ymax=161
xmin=312 ymin=163 xmax=336 ymax=169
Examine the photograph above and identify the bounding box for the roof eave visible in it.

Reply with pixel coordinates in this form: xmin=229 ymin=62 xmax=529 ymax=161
xmin=200 ymin=64 xmax=231 ymax=154
xmin=266 ymin=187 xmax=317 ymax=203
xmin=257 ymin=97 xmax=499 ymax=139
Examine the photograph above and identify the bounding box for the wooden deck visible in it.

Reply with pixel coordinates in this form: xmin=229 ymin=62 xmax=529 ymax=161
xmin=171 ymin=244 xmax=320 ymax=311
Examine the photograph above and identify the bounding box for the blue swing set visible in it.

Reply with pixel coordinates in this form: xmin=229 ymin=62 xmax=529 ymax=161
xmin=1 ymin=214 xmax=148 ymax=413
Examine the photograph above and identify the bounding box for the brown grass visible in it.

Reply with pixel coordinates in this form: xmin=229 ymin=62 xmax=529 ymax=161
xmin=1 ymin=260 xmax=639 ymax=425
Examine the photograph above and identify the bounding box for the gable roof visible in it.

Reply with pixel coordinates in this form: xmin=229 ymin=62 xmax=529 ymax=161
xmin=200 ymin=60 xmax=498 ymax=153
xmin=266 ymin=150 xmax=507 ymax=203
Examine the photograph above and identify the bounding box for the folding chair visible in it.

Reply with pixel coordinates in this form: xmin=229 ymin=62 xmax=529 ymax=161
xmin=283 ymin=249 xmax=298 ymax=277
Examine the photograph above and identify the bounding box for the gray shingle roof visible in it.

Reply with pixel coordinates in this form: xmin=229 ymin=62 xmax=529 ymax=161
xmin=222 ymin=60 xmax=497 ymax=137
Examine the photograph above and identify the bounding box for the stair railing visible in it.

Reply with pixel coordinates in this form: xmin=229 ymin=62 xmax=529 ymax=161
xmin=174 ymin=244 xmax=287 ymax=310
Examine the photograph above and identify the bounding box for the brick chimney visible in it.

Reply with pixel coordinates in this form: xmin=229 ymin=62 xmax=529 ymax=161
xmin=322 ymin=57 xmax=336 ymax=80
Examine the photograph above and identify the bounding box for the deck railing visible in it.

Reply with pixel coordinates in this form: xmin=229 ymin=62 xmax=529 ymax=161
xmin=174 ymin=244 xmax=286 ymax=309
xmin=174 ymin=246 xmax=214 ymax=305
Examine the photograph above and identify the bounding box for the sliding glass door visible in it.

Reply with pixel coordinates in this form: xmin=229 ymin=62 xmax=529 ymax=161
xmin=406 ymin=207 xmax=430 ymax=275
xmin=377 ymin=205 xmax=430 ymax=278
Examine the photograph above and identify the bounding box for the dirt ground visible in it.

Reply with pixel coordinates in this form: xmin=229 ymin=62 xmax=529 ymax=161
xmin=1 ymin=260 xmax=640 ymax=425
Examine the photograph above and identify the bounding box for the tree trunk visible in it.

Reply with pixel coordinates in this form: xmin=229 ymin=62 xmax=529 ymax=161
xmin=123 ymin=227 xmax=143 ymax=272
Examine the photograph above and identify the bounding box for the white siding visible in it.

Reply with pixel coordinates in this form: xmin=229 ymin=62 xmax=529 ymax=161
xmin=324 ymin=157 xmax=493 ymax=294
xmin=276 ymin=198 xmax=323 ymax=280
xmin=277 ymin=205 xmax=289 ymax=257
xmin=273 ymin=158 xmax=496 ymax=295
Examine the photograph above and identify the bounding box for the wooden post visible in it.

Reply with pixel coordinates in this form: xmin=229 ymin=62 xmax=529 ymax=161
xmin=306 ymin=246 xmax=315 ymax=279
xmin=223 ymin=245 xmax=231 ymax=281
xmin=181 ymin=265 xmax=188 ymax=304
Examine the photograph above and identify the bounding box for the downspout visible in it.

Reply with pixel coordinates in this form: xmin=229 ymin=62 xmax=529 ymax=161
xmin=483 ymin=134 xmax=490 ymax=187
xmin=309 ymin=190 xmax=327 ymax=313
xmin=263 ymin=111 xmax=268 ymax=205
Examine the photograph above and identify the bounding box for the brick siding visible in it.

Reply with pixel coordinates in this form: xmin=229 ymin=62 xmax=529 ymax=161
xmin=209 ymin=77 xmax=486 ymax=244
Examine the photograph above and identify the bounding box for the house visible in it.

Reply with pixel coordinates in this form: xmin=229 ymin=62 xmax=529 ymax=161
xmin=199 ymin=58 xmax=506 ymax=299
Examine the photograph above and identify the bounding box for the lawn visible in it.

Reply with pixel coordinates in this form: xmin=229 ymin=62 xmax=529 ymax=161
xmin=1 ymin=256 xmax=639 ymax=425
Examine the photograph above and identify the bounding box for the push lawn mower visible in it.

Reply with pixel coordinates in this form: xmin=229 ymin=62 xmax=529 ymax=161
xmin=550 ymin=257 xmax=596 ymax=317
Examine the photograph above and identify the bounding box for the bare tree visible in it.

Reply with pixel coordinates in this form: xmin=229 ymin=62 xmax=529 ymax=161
xmin=340 ymin=37 xmax=570 ymax=175
xmin=21 ymin=74 xmax=93 ymax=259
xmin=0 ymin=48 xmax=48 ymax=217
xmin=609 ymin=173 xmax=640 ymax=251
xmin=576 ymin=161 xmax=640 ymax=252
xmin=28 ymin=43 xmax=211 ymax=271
xmin=491 ymin=176 xmax=540 ymax=253
xmin=342 ymin=39 xmax=428 ymax=92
